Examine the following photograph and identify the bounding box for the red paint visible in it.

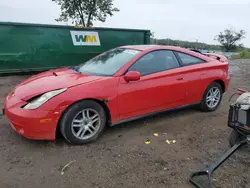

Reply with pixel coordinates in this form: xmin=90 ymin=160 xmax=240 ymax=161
xmin=237 ymin=88 xmax=248 ymax=95
xmin=203 ymin=53 xmax=227 ymax=62
xmin=124 ymin=71 xmax=141 ymax=82
xmin=4 ymin=45 xmax=230 ymax=141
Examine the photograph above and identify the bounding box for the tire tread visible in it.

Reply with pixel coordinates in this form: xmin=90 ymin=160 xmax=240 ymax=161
xmin=60 ymin=100 xmax=106 ymax=145
xmin=199 ymin=82 xmax=223 ymax=112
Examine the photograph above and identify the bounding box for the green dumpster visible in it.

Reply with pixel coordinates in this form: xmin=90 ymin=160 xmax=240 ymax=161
xmin=0 ymin=22 xmax=150 ymax=74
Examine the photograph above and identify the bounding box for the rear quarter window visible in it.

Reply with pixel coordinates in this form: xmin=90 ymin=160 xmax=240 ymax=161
xmin=176 ymin=52 xmax=205 ymax=66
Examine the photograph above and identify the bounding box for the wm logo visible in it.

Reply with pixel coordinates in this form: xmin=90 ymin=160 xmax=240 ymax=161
xmin=75 ymin=35 xmax=97 ymax=43
xmin=70 ymin=31 xmax=101 ymax=46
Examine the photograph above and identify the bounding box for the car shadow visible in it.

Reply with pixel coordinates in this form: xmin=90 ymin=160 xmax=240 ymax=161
xmin=103 ymin=106 xmax=201 ymax=136
xmin=18 ymin=106 xmax=201 ymax=147
xmin=18 ymin=136 xmax=67 ymax=148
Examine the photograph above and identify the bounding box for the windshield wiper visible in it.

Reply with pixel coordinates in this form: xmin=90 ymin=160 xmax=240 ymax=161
xmin=69 ymin=66 xmax=79 ymax=72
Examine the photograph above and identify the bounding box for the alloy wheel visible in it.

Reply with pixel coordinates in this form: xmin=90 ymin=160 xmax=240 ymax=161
xmin=206 ymin=87 xmax=221 ymax=109
xmin=71 ymin=109 xmax=101 ymax=140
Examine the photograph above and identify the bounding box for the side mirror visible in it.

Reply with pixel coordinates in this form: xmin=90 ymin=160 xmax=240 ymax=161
xmin=124 ymin=71 xmax=140 ymax=82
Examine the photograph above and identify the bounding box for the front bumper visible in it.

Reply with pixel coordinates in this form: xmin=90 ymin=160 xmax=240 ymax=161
xmin=3 ymin=93 xmax=60 ymax=140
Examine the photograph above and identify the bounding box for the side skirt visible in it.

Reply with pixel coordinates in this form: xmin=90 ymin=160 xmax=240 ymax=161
xmin=111 ymin=102 xmax=200 ymax=126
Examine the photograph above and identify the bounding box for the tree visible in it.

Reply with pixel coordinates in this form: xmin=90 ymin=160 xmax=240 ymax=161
xmin=52 ymin=0 xmax=119 ymax=27
xmin=151 ymin=38 xmax=223 ymax=51
xmin=215 ymin=28 xmax=246 ymax=52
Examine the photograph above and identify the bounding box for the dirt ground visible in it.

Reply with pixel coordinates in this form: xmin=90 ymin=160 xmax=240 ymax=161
xmin=0 ymin=59 xmax=250 ymax=188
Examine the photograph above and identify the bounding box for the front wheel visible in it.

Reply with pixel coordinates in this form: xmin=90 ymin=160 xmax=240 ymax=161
xmin=60 ymin=100 xmax=106 ymax=145
xmin=199 ymin=82 xmax=223 ymax=112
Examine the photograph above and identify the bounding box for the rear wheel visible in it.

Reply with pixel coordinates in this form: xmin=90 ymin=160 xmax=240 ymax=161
xmin=199 ymin=82 xmax=223 ymax=112
xmin=60 ymin=100 xmax=106 ymax=145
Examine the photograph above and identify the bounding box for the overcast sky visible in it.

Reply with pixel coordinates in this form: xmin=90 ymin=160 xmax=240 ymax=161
xmin=1 ymin=0 xmax=250 ymax=47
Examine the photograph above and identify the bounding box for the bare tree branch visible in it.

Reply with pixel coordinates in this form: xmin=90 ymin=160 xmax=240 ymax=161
xmin=52 ymin=0 xmax=120 ymax=27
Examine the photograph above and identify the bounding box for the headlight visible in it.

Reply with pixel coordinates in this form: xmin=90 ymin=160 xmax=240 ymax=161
xmin=23 ymin=88 xmax=67 ymax=110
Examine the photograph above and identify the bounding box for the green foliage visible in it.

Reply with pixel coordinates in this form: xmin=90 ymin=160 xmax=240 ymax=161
xmin=149 ymin=31 xmax=155 ymax=38
xmin=151 ymin=37 xmax=249 ymax=52
xmin=214 ymin=28 xmax=246 ymax=52
xmin=240 ymin=51 xmax=247 ymax=58
xmin=232 ymin=51 xmax=250 ymax=59
xmin=151 ymin=38 xmax=222 ymax=51
xmin=52 ymin=0 xmax=119 ymax=27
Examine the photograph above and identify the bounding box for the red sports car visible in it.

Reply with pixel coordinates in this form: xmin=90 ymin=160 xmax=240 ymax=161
xmin=3 ymin=45 xmax=230 ymax=144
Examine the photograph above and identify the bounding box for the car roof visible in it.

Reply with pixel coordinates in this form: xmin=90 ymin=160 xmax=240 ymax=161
xmin=119 ymin=44 xmax=191 ymax=51
xmin=118 ymin=45 xmax=213 ymax=61
xmin=119 ymin=45 xmax=160 ymax=51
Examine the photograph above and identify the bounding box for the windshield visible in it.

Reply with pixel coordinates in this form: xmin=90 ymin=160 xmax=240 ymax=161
xmin=76 ymin=48 xmax=141 ymax=76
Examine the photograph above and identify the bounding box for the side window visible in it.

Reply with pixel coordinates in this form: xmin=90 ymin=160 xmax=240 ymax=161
xmin=177 ymin=52 xmax=205 ymax=66
xmin=128 ymin=50 xmax=180 ymax=76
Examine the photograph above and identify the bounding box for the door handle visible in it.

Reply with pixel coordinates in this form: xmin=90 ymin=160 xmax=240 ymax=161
xmin=177 ymin=78 xmax=184 ymax=81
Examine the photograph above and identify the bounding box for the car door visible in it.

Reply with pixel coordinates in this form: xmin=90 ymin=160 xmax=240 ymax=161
xmin=117 ymin=50 xmax=188 ymax=120
xmin=174 ymin=51 xmax=209 ymax=104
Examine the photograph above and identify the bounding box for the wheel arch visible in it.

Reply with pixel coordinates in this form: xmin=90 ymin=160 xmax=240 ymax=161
xmin=199 ymin=79 xmax=225 ymax=112
xmin=212 ymin=79 xmax=225 ymax=93
xmin=55 ymin=98 xmax=112 ymax=139
xmin=201 ymin=79 xmax=225 ymax=101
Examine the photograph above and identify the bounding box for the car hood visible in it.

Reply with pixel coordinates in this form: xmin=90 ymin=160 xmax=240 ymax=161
xmin=14 ymin=68 xmax=104 ymax=101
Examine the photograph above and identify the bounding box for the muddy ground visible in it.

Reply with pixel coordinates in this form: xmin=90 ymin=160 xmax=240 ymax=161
xmin=0 ymin=59 xmax=250 ymax=188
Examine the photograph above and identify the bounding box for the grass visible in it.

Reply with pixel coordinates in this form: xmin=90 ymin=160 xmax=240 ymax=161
xmin=232 ymin=51 xmax=250 ymax=59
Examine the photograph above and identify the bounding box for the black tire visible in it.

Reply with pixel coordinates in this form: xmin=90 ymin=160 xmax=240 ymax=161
xmin=199 ymin=82 xmax=223 ymax=112
xmin=229 ymin=129 xmax=246 ymax=147
xmin=60 ymin=100 xmax=106 ymax=145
